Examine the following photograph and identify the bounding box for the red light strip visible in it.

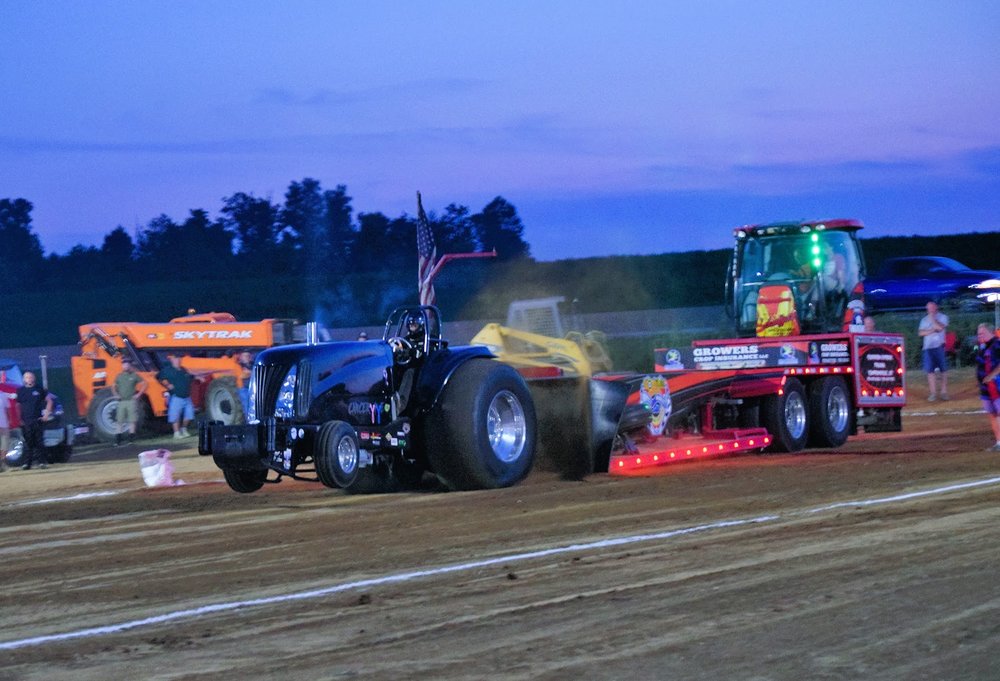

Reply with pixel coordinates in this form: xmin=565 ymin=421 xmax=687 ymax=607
xmin=609 ymin=433 xmax=772 ymax=474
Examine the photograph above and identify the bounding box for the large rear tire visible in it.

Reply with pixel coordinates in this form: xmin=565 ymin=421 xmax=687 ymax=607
xmin=315 ymin=421 xmax=360 ymax=489
xmin=222 ymin=467 xmax=267 ymax=493
xmin=808 ymin=377 xmax=852 ymax=448
xmin=424 ymin=359 xmax=537 ymax=491
xmin=761 ymin=378 xmax=809 ymax=453
xmin=205 ymin=377 xmax=244 ymax=425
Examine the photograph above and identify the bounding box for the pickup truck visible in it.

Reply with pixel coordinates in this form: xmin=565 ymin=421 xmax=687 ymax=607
xmin=865 ymin=256 xmax=1000 ymax=311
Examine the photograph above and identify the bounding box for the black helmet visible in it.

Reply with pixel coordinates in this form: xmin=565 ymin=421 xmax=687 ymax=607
xmin=406 ymin=313 xmax=424 ymax=332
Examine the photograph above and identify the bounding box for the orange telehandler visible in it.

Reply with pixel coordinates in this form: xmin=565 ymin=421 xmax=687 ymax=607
xmin=72 ymin=311 xmax=306 ymax=442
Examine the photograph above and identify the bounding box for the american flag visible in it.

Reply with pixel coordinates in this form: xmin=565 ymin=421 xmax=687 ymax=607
xmin=416 ymin=192 xmax=438 ymax=306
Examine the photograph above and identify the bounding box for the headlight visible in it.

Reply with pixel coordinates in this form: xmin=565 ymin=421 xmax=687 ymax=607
xmin=274 ymin=364 xmax=297 ymax=419
xmin=973 ymin=279 xmax=1000 ymax=302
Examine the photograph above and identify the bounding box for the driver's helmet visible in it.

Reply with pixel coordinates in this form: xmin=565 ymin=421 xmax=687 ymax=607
xmin=405 ymin=313 xmax=425 ymax=339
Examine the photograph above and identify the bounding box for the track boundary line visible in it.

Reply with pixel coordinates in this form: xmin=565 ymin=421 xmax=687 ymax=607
xmin=3 ymin=475 xmax=1000 ymax=651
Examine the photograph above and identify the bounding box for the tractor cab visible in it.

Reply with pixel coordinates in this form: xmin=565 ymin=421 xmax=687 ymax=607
xmin=382 ymin=305 xmax=445 ymax=365
xmin=726 ymin=220 xmax=866 ymax=337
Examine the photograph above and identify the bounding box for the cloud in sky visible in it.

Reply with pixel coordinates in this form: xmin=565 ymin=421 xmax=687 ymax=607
xmin=1 ymin=1 xmax=998 ymax=259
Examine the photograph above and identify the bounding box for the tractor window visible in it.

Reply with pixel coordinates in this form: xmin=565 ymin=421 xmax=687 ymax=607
xmin=732 ymin=230 xmax=863 ymax=336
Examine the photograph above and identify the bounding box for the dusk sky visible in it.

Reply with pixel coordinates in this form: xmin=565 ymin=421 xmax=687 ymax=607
xmin=2 ymin=1 xmax=999 ymax=261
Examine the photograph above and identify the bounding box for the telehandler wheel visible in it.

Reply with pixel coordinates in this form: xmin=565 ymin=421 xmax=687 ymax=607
xmin=87 ymin=387 xmax=121 ymax=443
xmin=315 ymin=420 xmax=361 ymax=489
xmin=425 ymin=359 xmax=537 ymax=491
xmin=807 ymin=376 xmax=852 ymax=448
xmin=222 ymin=467 xmax=267 ymax=493
xmin=761 ymin=377 xmax=809 ymax=453
xmin=205 ymin=377 xmax=245 ymax=425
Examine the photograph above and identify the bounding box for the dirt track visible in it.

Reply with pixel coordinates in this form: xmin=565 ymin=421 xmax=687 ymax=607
xmin=2 ymin=369 xmax=1000 ymax=680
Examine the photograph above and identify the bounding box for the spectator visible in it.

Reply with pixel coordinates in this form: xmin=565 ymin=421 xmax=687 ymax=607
xmin=863 ymin=315 xmax=877 ymax=333
xmin=113 ymin=358 xmax=147 ymax=446
xmin=0 ymin=387 xmax=11 ymax=471
xmin=975 ymin=323 xmax=1000 ymax=451
xmin=15 ymin=371 xmax=53 ymax=470
xmin=157 ymin=354 xmax=194 ymax=439
xmin=237 ymin=350 xmax=253 ymax=418
xmin=918 ymin=301 xmax=950 ymax=401
xmin=357 ymin=331 xmax=368 ymax=341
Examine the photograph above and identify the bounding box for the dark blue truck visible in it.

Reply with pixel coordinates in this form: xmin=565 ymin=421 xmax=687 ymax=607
xmin=865 ymin=256 xmax=1000 ymax=311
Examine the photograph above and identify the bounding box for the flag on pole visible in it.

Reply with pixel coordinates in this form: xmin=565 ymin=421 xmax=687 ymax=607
xmin=416 ymin=191 xmax=438 ymax=306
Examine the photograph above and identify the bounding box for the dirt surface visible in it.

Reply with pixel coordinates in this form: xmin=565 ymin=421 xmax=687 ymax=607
xmin=2 ymin=368 xmax=999 ymax=680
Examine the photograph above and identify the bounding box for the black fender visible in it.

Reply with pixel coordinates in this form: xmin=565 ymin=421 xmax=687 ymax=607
xmin=414 ymin=345 xmax=496 ymax=413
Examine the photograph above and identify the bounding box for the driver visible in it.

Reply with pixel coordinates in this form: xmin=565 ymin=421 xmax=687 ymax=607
xmin=404 ymin=314 xmax=426 ymax=361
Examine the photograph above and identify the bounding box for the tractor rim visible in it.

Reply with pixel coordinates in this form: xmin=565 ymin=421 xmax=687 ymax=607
xmin=337 ymin=436 xmax=358 ymax=475
xmin=487 ymin=390 xmax=527 ymax=463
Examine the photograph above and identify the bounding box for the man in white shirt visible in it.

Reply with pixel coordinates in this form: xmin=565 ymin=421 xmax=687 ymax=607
xmin=918 ymin=300 xmax=950 ymax=401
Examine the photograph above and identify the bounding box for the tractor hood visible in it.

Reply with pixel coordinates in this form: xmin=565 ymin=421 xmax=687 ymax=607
xmin=250 ymin=341 xmax=394 ymax=421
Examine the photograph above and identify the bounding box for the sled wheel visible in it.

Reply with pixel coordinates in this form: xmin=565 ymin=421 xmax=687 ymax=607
xmin=761 ymin=378 xmax=809 ymax=453
xmin=808 ymin=377 xmax=852 ymax=448
xmin=223 ymin=467 xmax=267 ymax=493
xmin=425 ymin=359 xmax=537 ymax=491
xmin=315 ymin=421 xmax=360 ymax=489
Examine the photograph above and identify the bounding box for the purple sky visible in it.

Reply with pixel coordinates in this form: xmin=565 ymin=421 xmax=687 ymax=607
xmin=2 ymin=1 xmax=998 ymax=261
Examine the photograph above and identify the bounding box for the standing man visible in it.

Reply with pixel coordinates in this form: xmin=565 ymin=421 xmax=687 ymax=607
xmin=237 ymin=350 xmax=253 ymax=419
xmin=918 ymin=300 xmax=950 ymax=401
xmin=113 ymin=358 xmax=147 ymax=445
xmin=0 ymin=387 xmax=12 ymax=471
xmin=975 ymin=324 xmax=1000 ymax=451
xmin=15 ymin=371 xmax=53 ymax=470
xmin=157 ymin=354 xmax=194 ymax=439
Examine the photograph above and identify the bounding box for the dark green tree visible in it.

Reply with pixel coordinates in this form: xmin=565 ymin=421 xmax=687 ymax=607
xmin=101 ymin=226 xmax=135 ymax=263
xmin=220 ymin=192 xmax=282 ymax=272
xmin=472 ymin=196 xmax=531 ymax=260
xmin=434 ymin=203 xmax=477 ymax=254
xmin=354 ymin=211 xmax=392 ymax=271
xmin=0 ymin=198 xmax=45 ymax=290
xmin=281 ymin=178 xmax=326 ymax=274
xmin=135 ymin=210 xmax=233 ymax=280
xmin=322 ymin=184 xmax=356 ymax=273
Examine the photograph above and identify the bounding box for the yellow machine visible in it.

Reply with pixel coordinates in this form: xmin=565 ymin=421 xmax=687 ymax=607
xmin=470 ymin=323 xmax=612 ymax=378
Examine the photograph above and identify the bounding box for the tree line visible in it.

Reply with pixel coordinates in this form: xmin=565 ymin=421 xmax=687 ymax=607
xmin=0 ymin=180 xmax=530 ymax=291
xmin=2 ymin=184 xmax=999 ymax=348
